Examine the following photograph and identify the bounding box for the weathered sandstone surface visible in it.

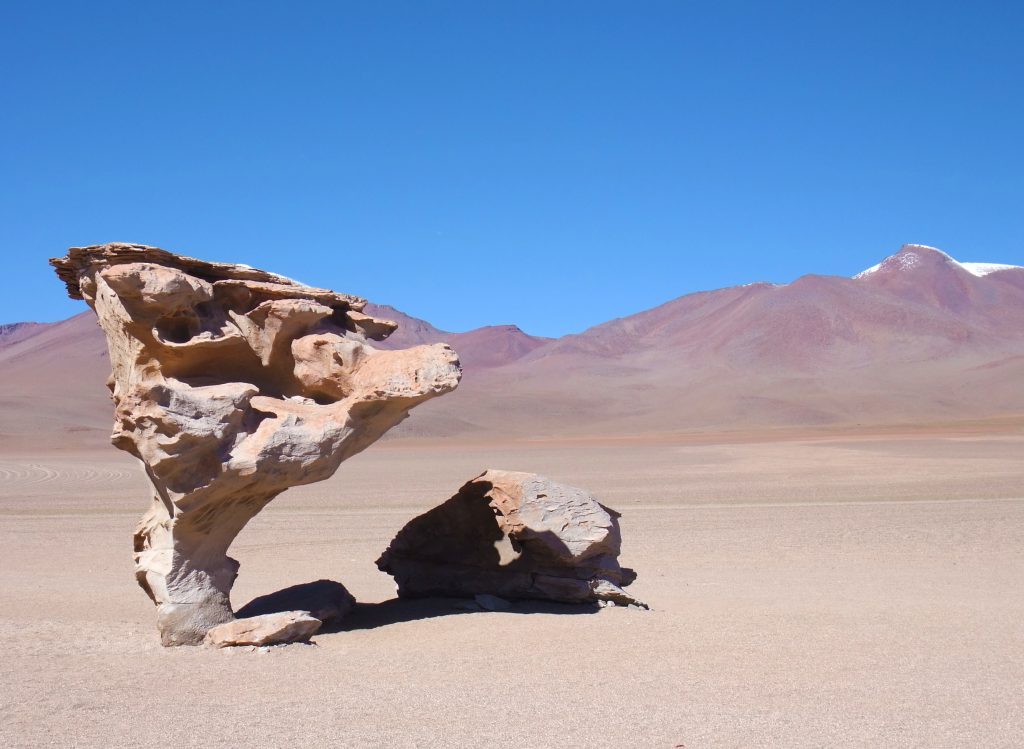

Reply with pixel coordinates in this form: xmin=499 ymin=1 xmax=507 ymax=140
xmin=51 ymin=244 xmax=461 ymax=645
xmin=377 ymin=470 xmax=644 ymax=607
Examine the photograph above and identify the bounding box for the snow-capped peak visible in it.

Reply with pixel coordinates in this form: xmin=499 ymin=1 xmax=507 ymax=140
xmin=958 ymin=262 xmax=1023 ymax=277
xmin=854 ymin=244 xmax=1022 ymax=279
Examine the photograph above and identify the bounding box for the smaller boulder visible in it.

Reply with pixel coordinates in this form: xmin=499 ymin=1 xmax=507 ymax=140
xmin=236 ymin=579 xmax=355 ymax=627
xmin=377 ymin=470 xmax=646 ymax=608
xmin=204 ymin=611 xmax=322 ymax=648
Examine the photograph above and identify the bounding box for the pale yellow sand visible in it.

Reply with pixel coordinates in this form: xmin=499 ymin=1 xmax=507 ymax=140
xmin=1 ymin=432 xmax=1022 ymax=748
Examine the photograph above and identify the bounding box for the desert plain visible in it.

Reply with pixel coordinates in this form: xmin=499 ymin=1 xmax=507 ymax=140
xmin=5 ymin=2 xmax=1024 ymax=744
xmin=3 ymin=242 xmax=1023 ymax=747
xmin=2 ymin=425 xmax=1022 ymax=748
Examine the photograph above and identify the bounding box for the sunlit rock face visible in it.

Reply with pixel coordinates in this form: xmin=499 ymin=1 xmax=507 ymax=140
xmin=51 ymin=244 xmax=461 ymax=645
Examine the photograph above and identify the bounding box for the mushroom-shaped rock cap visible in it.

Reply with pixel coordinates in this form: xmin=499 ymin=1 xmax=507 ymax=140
xmin=50 ymin=242 xmax=397 ymax=340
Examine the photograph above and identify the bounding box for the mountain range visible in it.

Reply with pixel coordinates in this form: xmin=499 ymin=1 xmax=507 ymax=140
xmin=3 ymin=244 xmax=1022 ymax=448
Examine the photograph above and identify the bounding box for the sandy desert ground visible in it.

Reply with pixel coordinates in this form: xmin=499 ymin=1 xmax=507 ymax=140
xmin=1 ymin=429 xmax=1022 ymax=748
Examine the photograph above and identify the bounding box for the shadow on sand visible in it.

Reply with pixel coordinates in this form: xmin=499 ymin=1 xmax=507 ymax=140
xmin=333 ymin=596 xmax=601 ymax=633
xmin=236 ymin=579 xmax=600 ymax=636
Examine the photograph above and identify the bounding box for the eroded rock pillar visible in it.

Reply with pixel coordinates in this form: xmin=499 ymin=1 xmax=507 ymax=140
xmin=51 ymin=244 xmax=461 ymax=645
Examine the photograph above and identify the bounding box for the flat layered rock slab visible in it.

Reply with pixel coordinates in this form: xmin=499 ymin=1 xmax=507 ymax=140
xmin=204 ymin=611 xmax=322 ymax=648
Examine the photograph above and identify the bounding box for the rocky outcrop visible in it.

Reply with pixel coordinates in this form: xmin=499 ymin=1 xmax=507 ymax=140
xmin=376 ymin=470 xmax=644 ymax=607
xmin=51 ymin=243 xmax=461 ymax=645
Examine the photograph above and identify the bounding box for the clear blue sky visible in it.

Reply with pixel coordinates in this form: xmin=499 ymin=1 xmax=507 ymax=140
xmin=2 ymin=1 xmax=1022 ymax=336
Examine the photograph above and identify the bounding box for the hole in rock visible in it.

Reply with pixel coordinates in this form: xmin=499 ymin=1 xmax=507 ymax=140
xmin=215 ymin=285 xmax=260 ymax=314
xmin=308 ymin=392 xmax=341 ymax=406
xmin=162 ymin=347 xmax=283 ymax=397
xmin=328 ymin=306 xmax=355 ymax=334
xmin=154 ymin=314 xmax=197 ymax=343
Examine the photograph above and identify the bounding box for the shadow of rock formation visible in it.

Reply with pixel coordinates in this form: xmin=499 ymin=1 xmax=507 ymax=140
xmin=333 ymin=597 xmax=601 ymax=633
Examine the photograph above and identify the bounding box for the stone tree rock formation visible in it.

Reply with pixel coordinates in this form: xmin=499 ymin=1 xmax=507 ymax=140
xmin=377 ymin=470 xmax=645 ymax=607
xmin=51 ymin=243 xmax=461 ymax=645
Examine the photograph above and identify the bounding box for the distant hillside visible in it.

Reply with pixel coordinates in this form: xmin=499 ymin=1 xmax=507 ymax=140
xmin=365 ymin=303 xmax=552 ymax=370
xmin=4 ymin=244 xmax=1023 ymax=448
xmin=0 ymin=312 xmax=112 ymax=448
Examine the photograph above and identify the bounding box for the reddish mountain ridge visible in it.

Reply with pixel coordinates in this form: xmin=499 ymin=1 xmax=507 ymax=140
xmin=0 ymin=312 xmax=113 ymax=445
xmin=3 ymin=244 xmax=1023 ymax=446
xmin=436 ymin=244 xmax=1024 ymax=435
xmin=365 ymin=303 xmax=552 ymax=370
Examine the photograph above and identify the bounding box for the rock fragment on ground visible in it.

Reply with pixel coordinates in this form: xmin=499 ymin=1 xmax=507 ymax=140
xmin=376 ymin=469 xmax=645 ymax=608
xmin=204 ymin=611 xmax=321 ymax=648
